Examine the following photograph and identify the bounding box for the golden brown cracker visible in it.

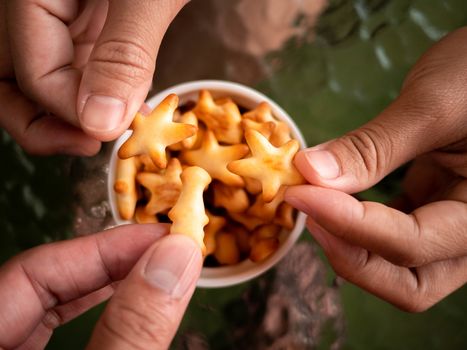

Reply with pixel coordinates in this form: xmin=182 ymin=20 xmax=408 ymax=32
xmin=114 ymin=157 xmax=140 ymax=220
xmin=193 ymin=90 xmax=243 ymax=144
xmin=182 ymin=130 xmax=249 ymax=186
xmin=118 ymin=94 xmax=197 ymax=168
xmin=136 ymin=158 xmax=183 ymax=215
xmin=168 ymin=166 xmax=212 ymax=253
xmin=227 ymin=129 xmax=305 ymax=202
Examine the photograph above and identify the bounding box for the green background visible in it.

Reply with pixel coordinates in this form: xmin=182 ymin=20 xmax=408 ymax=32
xmin=1 ymin=0 xmax=466 ymax=348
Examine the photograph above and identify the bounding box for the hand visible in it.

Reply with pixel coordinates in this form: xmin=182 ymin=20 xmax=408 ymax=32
xmin=285 ymin=27 xmax=467 ymax=312
xmin=0 ymin=0 xmax=187 ymax=156
xmin=0 ymin=225 xmax=202 ymax=349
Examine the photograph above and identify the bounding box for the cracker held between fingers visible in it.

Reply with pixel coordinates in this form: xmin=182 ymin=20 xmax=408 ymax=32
xmin=118 ymin=94 xmax=197 ymax=168
xmin=227 ymin=129 xmax=305 ymax=202
xmin=168 ymin=166 xmax=212 ymax=254
xmin=114 ymin=157 xmax=140 ymax=220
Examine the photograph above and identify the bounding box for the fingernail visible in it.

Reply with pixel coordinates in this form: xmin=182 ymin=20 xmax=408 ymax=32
xmin=144 ymin=235 xmax=201 ymax=299
xmin=304 ymin=150 xmax=340 ymax=179
xmin=307 ymin=219 xmax=330 ymax=251
xmin=81 ymin=95 xmax=125 ymax=133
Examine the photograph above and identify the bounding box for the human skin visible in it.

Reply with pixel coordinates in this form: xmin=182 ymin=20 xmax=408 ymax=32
xmin=0 ymin=0 xmax=188 ymax=155
xmin=1 ymin=0 xmax=466 ymax=323
xmin=0 ymin=225 xmax=202 ymax=349
xmin=0 ymin=1 xmax=203 ymax=348
xmin=285 ymin=27 xmax=467 ymax=312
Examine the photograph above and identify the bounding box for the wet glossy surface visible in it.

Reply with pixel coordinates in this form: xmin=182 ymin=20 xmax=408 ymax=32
xmin=1 ymin=0 xmax=467 ymax=349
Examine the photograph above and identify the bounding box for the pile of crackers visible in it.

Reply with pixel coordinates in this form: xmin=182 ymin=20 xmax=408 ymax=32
xmin=114 ymin=90 xmax=304 ymax=266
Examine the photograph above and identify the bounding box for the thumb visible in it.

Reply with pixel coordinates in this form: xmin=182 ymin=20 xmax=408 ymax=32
xmin=77 ymin=0 xmax=188 ymax=141
xmin=86 ymin=234 xmax=202 ymax=350
xmin=294 ymin=93 xmax=451 ymax=194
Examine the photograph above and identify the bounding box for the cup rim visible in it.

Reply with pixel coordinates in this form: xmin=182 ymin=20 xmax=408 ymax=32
xmin=108 ymin=80 xmax=307 ymax=288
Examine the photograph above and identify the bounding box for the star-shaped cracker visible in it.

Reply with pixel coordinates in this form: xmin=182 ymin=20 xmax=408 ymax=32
xmin=227 ymin=129 xmax=305 ymax=202
xmin=247 ymin=187 xmax=285 ymax=221
xmin=214 ymin=232 xmax=240 ymax=265
xmin=242 ymin=102 xmax=276 ymax=123
xmin=204 ymin=211 xmax=227 ymax=256
xmin=244 ymin=177 xmax=262 ymax=195
xmin=229 ymin=212 xmax=264 ymax=231
xmin=273 ymin=203 xmax=295 ymax=230
xmin=136 ymin=158 xmax=183 ymax=215
xmin=139 ymin=154 xmax=159 ymax=173
xmin=250 ymin=224 xmax=281 ymax=246
xmin=250 ymin=237 xmax=279 ymax=263
xmin=168 ymin=166 xmax=212 ymax=254
xmin=193 ymin=90 xmax=243 ymax=144
xmin=243 ymin=102 xmax=291 ymax=147
xmin=269 ymin=121 xmax=291 ymax=147
xmin=118 ymin=94 xmax=197 ymax=168
xmin=230 ymin=225 xmax=250 ymax=254
xmin=134 ymin=206 xmax=159 ymax=224
xmin=212 ymin=182 xmax=249 ymax=213
xmin=241 ymin=119 xmax=275 ymax=139
xmin=181 ymin=130 xmax=249 ymax=186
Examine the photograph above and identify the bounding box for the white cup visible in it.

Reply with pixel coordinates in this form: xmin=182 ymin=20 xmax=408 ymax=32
xmin=108 ymin=80 xmax=307 ymax=288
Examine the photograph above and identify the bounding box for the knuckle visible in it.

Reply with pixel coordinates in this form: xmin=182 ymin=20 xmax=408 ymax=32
xmin=90 ymin=38 xmax=154 ymax=87
xmin=396 ymin=270 xmax=437 ymax=313
xmin=388 ymin=245 xmax=428 ymax=268
xmin=389 ymin=252 xmax=420 ymax=268
xmin=397 ymin=295 xmax=433 ymax=313
xmin=329 ymin=249 xmax=370 ymax=281
xmin=101 ymin=295 xmax=175 ymax=348
xmin=340 ymin=124 xmax=393 ymax=182
xmin=389 ymin=216 xmax=429 ymax=268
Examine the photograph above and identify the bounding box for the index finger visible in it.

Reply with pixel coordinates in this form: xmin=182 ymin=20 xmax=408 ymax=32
xmin=6 ymin=0 xmax=82 ymax=125
xmin=285 ymin=184 xmax=467 ymax=267
xmin=0 ymin=224 xmax=168 ymax=349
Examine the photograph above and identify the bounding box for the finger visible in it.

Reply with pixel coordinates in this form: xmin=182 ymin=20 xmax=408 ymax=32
xmin=0 ymin=82 xmax=100 ymax=156
xmin=16 ymin=284 xmax=116 ymax=350
xmin=6 ymin=0 xmax=82 ymax=125
xmin=68 ymin=0 xmax=108 ymax=69
xmin=400 ymin=157 xmax=455 ymax=208
xmin=0 ymin=224 xmax=168 ymax=349
xmin=77 ymin=0 xmax=188 ymax=140
xmin=87 ymin=234 xmax=202 ymax=350
xmin=294 ymin=98 xmax=440 ymax=193
xmin=307 ymin=218 xmax=467 ymax=312
xmin=286 ymin=185 xmax=467 ymax=267
xmin=293 ymin=31 xmax=467 ymax=194
xmin=387 ymin=157 xmax=455 ymax=212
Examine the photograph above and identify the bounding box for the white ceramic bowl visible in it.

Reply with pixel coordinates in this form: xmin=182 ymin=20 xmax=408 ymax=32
xmin=108 ymin=80 xmax=307 ymax=288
